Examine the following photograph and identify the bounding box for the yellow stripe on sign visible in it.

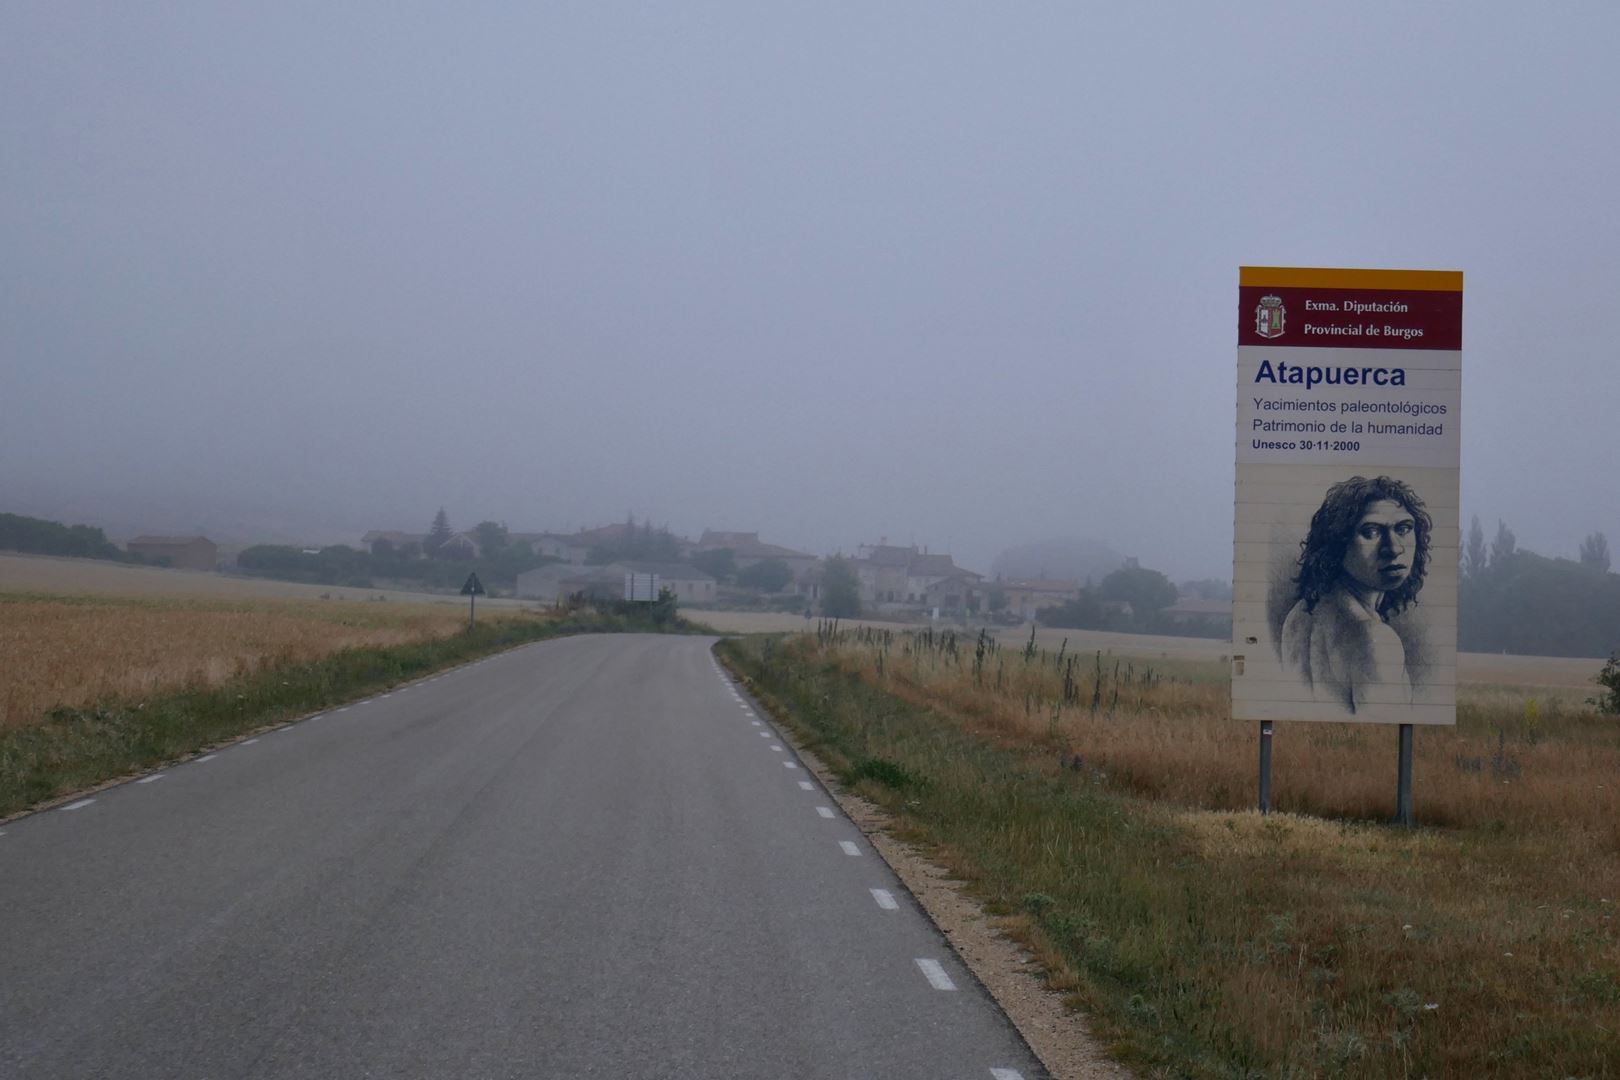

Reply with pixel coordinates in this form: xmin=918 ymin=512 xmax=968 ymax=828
xmin=1239 ymin=266 xmax=1463 ymax=291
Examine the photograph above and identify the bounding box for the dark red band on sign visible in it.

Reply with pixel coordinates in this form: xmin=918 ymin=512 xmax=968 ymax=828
xmin=1238 ymin=287 xmax=1462 ymax=350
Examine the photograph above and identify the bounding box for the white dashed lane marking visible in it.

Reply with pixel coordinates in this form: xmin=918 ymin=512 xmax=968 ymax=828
xmin=783 ymin=762 xmax=798 ymax=770
xmin=915 ymin=959 xmax=957 ymax=991
xmin=194 ymin=754 xmax=218 ymax=764
xmin=990 ymin=1070 xmax=1025 ymax=1080
xmin=61 ymin=799 xmax=96 ymax=812
xmin=242 ymin=738 xmax=259 ymax=746
xmin=816 ymin=806 xmax=835 ymax=818
xmin=136 ymin=774 xmax=165 ymax=785
xmin=770 ymin=745 xmax=783 ymax=752
xmin=798 ymin=781 xmax=814 ymax=790
xmin=871 ymin=888 xmax=899 ymax=910
xmin=839 ymin=841 xmax=861 ymax=856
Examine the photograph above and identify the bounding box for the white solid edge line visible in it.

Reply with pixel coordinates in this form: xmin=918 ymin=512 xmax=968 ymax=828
xmin=798 ymin=780 xmax=814 ymax=790
xmin=136 ymin=774 xmax=165 ymax=784
xmin=62 ymin=799 xmax=96 ymax=811
xmin=839 ymin=840 xmax=861 ymax=856
xmin=990 ymin=1070 xmax=1025 ymax=1080
xmin=871 ymin=888 xmax=899 ymax=910
xmin=195 ymin=754 xmax=218 ymax=763
xmin=817 ymin=806 xmax=835 ymax=818
xmin=915 ymin=958 xmax=957 ymax=991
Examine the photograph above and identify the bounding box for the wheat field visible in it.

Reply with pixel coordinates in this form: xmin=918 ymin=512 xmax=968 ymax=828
xmin=0 ymin=591 xmax=485 ymax=730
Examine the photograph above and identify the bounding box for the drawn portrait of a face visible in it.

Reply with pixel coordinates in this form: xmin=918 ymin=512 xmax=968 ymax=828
xmin=1272 ymin=476 xmax=1433 ymax=713
xmin=1340 ymin=498 xmax=1417 ymax=595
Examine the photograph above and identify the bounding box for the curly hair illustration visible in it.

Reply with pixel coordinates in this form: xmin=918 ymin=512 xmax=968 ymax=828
xmin=1294 ymin=475 xmax=1432 ymax=618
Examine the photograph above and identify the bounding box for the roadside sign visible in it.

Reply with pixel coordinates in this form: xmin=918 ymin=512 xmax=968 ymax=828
xmin=1232 ymin=266 xmax=1462 ymax=726
xmin=624 ymin=571 xmax=659 ymax=602
xmin=461 ymin=572 xmax=485 ymax=627
xmin=1231 ymin=266 xmax=1463 ymax=824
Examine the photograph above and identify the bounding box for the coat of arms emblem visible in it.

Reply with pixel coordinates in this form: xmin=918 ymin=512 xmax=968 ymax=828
xmin=1255 ymin=295 xmax=1286 ymax=339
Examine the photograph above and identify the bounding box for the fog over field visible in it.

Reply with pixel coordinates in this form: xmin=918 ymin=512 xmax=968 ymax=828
xmin=3 ymin=4 xmax=1617 ymax=580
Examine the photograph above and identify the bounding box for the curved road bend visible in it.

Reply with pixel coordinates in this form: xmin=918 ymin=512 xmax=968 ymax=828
xmin=0 ymin=633 xmax=1045 ymax=1079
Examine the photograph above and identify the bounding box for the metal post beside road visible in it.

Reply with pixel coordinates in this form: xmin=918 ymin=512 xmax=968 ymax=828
xmin=1395 ymin=723 xmax=1414 ymax=827
xmin=1258 ymin=720 xmax=1273 ymax=814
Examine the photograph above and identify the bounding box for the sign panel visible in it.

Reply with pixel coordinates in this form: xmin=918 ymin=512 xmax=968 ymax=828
xmin=1233 ymin=267 xmax=1462 ymax=725
xmin=623 ymin=571 xmax=660 ymax=602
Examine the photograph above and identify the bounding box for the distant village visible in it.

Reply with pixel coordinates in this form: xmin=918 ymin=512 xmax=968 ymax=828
xmin=1 ymin=510 xmax=1228 ymax=630
xmin=357 ymin=522 xmax=1017 ymax=617
xmin=344 ymin=519 xmax=1230 ymax=629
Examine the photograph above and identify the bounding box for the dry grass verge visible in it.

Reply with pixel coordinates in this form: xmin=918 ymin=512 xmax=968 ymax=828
xmin=721 ymin=628 xmax=1620 ymax=1078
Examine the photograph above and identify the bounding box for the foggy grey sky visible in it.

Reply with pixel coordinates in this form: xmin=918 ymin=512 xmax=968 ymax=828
xmin=4 ymin=3 xmax=1617 ymax=581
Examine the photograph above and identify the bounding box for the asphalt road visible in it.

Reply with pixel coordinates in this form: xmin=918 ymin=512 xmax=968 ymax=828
xmin=0 ymin=633 xmax=1045 ymax=1079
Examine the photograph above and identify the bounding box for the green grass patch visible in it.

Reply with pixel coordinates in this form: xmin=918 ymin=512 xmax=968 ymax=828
xmin=719 ymin=634 xmax=1620 ymax=1079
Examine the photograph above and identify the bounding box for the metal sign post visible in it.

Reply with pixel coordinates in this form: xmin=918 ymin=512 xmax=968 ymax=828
xmin=1258 ymin=720 xmax=1274 ymax=814
xmin=460 ymin=572 xmax=486 ymax=628
xmin=1395 ymin=723 xmax=1415 ymax=827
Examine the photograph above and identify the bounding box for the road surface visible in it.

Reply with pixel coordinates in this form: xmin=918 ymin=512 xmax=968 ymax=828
xmin=0 ymin=633 xmax=1045 ymax=1079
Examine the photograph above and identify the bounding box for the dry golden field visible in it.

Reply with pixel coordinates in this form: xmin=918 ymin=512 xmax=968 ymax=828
xmin=818 ymin=628 xmax=1617 ymax=838
xmin=764 ymin=628 xmax=1620 ymax=1075
xmin=685 ymin=606 xmax=1603 ymax=691
xmin=0 ymin=590 xmax=494 ymax=731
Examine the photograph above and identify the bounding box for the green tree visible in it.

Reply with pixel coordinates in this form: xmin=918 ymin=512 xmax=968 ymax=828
xmin=820 ymin=556 xmax=862 ymax=618
xmin=472 ymin=520 xmax=510 ymax=558
xmin=1037 ymin=589 xmax=1107 ymax=630
xmin=737 ymin=557 xmax=792 ymax=592
xmin=1579 ymin=532 xmax=1611 ymax=574
xmin=691 ymin=547 xmax=736 ymax=582
xmin=1463 ymin=515 xmax=1488 ymax=580
xmin=426 ymin=508 xmax=454 ymax=556
xmin=1097 ymin=565 xmax=1178 ymax=616
xmin=586 ymin=521 xmax=681 ymax=564
xmin=1460 ymin=547 xmax=1620 ymax=657
xmin=1593 ymin=652 xmax=1620 ymax=714
xmin=0 ymin=512 xmax=125 ymax=561
xmin=1491 ymin=519 xmax=1517 ymax=565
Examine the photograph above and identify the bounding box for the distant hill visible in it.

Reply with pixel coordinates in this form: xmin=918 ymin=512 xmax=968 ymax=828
xmin=990 ymin=537 xmax=1127 ymax=584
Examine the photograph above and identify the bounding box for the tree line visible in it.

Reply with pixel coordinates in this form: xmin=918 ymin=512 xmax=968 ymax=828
xmin=0 ymin=513 xmax=143 ymax=563
xmin=239 ymin=509 xmax=560 ymax=592
xmin=1035 ymin=565 xmax=1231 ymax=639
xmin=1459 ymin=518 xmax=1619 ymax=658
